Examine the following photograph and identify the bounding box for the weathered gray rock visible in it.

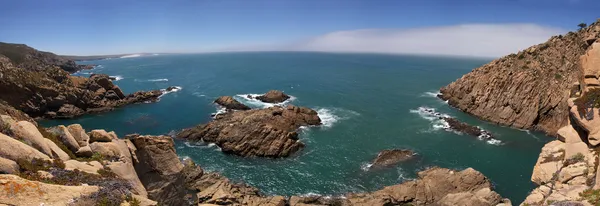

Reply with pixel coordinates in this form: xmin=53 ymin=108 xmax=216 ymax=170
xmin=214 ymin=96 xmax=250 ymax=110
xmin=67 ymin=124 xmax=90 ymax=147
xmin=76 ymin=145 xmax=93 ymax=157
xmin=0 ymin=132 xmax=50 ymax=161
xmin=47 ymin=125 xmax=80 ymax=153
xmin=0 ymin=157 xmax=19 ymax=174
xmin=89 ymin=129 xmax=116 ymax=142
xmin=64 ymin=160 xmax=103 ymax=175
xmin=89 ymin=142 xmax=121 ymax=158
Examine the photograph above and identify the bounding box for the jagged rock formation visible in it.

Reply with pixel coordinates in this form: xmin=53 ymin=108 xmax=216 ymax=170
xmin=0 ymin=54 xmax=165 ymax=119
xmin=255 ymin=90 xmax=291 ymax=103
xmin=521 ymin=88 xmax=600 ymax=205
xmin=370 ymin=149 xmax=415 ymax=168
xmin=439 ymin=20 xmax=600 ymax=135
xmin=177 ymin=105 xmax=321 ymax=157
xmin=0 ymin=42 xmax=93 ymax=73
xmin=214 ymin=96 xmax=251 ymax=110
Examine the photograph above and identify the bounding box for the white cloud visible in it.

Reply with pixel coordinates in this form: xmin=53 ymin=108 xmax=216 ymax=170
xmin=217 ymin=24 xmax=565 ymax=58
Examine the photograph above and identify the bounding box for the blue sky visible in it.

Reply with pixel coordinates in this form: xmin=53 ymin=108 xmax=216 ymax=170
xmin=0 ymin=0 xmax=598 ymax=56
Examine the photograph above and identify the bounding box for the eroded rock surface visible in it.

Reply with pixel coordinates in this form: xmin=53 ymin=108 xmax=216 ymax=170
xmin=370 ymin=149 xmax=415 ymax=168
xmin=256 ymin=90 xmax=291 ymax=103
xmin=214 ymin=96 xmax=251 ymax=110
xmin=177 ymin=105 xmax=321 ymax=157
xmin=439 ymin=20 xmax=600 ymax=135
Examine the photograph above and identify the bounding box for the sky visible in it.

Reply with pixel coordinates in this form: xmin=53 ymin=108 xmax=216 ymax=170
xmin=0 ymin=0 xmax=599 ymax=57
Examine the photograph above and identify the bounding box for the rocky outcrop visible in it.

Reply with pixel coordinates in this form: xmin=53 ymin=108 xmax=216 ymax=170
xmin=9 ymin=121 xmax=70 ymax=160
xmin=0 ymin=157 xmax=18 ymax=174
xmin=522 ymin=94 xmax=599 ymax=205
xmin=0 ymin=132 xmax=50 ymax=161
xmin=256 ymin=90 xmax=290 ymax=103
xmin=0 ymin=42 xmax=93 ymax=73
xmin=177 ymin=105 xmax=321 ymax=157
xmin=0 ymin=174 xmax=99 ymax=205
xmin=439 ymin=20 xmax=600 ymax=135
xmin=129 ymin=134 xmax=187 ymax=206
xmin=0 ymin=53 xmax=167 ymax=119
xmin=370 ymin=149 xmax=415 ymax=168
xmin=214 ymin=96 xmax=251 ymax=110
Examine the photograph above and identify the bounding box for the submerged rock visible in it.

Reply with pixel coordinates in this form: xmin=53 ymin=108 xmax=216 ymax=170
xmin=370 ymin=149 xmax=415 ymax=168
xmin=442 ymin=117 xmax=495 ymax=140
xmin=177 ymin=105 xmax=321 ymax=157
xmin=214 ymin=96 xmax=250 ymax=110
xmin=256 ymin=90 xmax=290 ymax=103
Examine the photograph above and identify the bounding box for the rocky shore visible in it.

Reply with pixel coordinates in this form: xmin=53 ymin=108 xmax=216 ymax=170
xmin=439 ymin=20 xmax=600 ymax=135
xmin=0 ymin=47 xmax=174 ymax=119
xmin=0 ymin=104 xmax=509 ymax=205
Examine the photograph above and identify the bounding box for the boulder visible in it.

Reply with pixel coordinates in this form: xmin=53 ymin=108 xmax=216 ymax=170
xmin=214 ymin=96 xmax=251 ymax=110
xmin=370 ymin=149 xmax=415 ymax=168
xmin=570 ymin=107 xmax=600 ymax=146
xmin=76 ymin=145 xmax=94 ymax=157
xmin=9 ymin=121 xmax=70 ymax=161
xmin=107 ymin=161 xmax=148 ymax=197
xmin=522 ymin=185 xmax=552 ymax=205
xmin=545 ymin=185 xmax=589 ymax=203
xmin=177 ymin=105 xmax=321 ymax=157
xmin=89 ymin=129 xmax=116 ymax=142
xmin=10 ymin=121 xmax=55 ymax=157
xmin=558 ymin=162 xmax=588 ymax=183
xmin=105 ymin=90 xmax=121 ymax=100
xmin=47 ymin=125 xmax=80 ymax=153
xmin=89 ymin=142 xmax=122 ymax=158
xmin=531 ymin=140 xmax=565 ymax=184
xmin=0 ymin=133 xmax=50 ymax=161
xmin=437 ymin=188 xmax=504 ymax=206
xmin=64 ymin=160 xmax=103 ymax=175
xmin=130 ymin=135 xmax=186 ymax=205
xmin=0 ymin=157 xmax=19 ymax=174
xmin=0 ymin=174 xmax=99 ymax=206
xmin=67 ymin=124 xmax=90 ymax=147
xmin=256 ymin=90 xmax=290 ymax=103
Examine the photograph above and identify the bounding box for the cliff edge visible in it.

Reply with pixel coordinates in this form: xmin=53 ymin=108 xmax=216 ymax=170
xmin=440 ymin=20 xmax=600 ymax=135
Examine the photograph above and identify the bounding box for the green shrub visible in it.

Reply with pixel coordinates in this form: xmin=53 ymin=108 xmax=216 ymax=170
xmin=77 ymin=152 xmax=105 ymax=162
xmin=564 ymin=153 xmax=586 ymax=166
xmin=97 ymin=168 xmax=117 ymax=178
xmin=574 ymin=88 xmax=600 ymax=119
xmin=580 ymin=189 xmax=600 ymax=205
xmin=555 ymin=73 xmax=563 ymax=80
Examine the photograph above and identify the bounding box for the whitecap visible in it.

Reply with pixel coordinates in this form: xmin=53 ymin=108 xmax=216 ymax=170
xmin=360 ymin=163 xmax=373 ymax=171
xmin=120 ymin=54 xmax=141 ymax=58
xmin=421 ymin=91 xmax=441 ymax=98
xmin=159 ymin=86 xmax=182 ymax=98
xmin=149 ymin=78 xmax=169 ymax=82
xmin=317 ymin=108 xmax=340 ymax=128
xmin=211 ymin=107 xmax=227 ymax=118
xmin=234 ymin=93 xmax=297 ymax=108
xmin=110 ymin=75 xmax=124 ymax=81
xmin=184 ymin=142 xmax=202 ymax=148
xmin=409 ymin=106 xmax=502 ymax=145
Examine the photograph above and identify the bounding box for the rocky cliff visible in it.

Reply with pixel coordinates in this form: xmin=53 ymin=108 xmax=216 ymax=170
xmin=0 ymin=53 xmax=166 ymax=119
xmin=0 ymin=42 xmax=93 ymax=73
xmin=439 ymin=20 xmax=600 ymax=135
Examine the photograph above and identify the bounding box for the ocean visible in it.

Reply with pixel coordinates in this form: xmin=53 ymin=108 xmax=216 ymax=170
xmin=41 ymin=52 xmax=549 ymax=203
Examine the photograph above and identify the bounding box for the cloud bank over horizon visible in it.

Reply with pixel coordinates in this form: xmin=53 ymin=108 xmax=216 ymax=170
xmin=215 ymin=23 xmax=566 ymax=58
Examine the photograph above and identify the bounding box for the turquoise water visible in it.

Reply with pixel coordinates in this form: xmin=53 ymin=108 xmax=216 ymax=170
xmin=41 ymin=52 xmax=550 ymax=202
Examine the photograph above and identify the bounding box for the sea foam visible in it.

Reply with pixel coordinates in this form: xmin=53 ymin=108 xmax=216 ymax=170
xmin=120 ymin=54 xmax=142 ymax=58
xmin=110 ymin=75 xmax=124 ymax=81
xmin=409 ymin=106 xmax=502 ymax=145
xmin=235 ymin=93 xmax=297 ymax=108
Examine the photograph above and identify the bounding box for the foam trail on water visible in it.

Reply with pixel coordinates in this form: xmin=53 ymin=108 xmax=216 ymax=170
xmin=149 ymin=78 xmax=169 ymax=82
xmin=360 ymin=162 xmax=373 ymax=171
xmin=409 ymin=106 xmax=502 ymax=145
xmin=159 ymin=86 xmax=182 ymax=98
xmin=235 ymin=93 xmax=296 ymax=108
xmin=317 ymin=108 xmax=340 ymax=128
xmin=110 ymin=75 xmax=124 ymax=81
xmin=421 ymin=91 xmax=441 ymax=98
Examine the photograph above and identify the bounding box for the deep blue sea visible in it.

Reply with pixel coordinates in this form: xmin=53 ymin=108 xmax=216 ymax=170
xmin=41 ymin=52 xmax=550 ymax=203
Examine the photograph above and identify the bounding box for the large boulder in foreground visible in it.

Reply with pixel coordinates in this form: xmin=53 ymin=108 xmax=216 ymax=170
xmin=370 ymin=149 xmax=415 ymax=168
xmin=177 ymin=105 xmax=321 ymax=157
xmin=214 ymin=96 xmax=250 ymax=110
xmin=129 ymin=134 xmax=186 ymax=206
xmin=256 ymin=90 xmax=290 ymax=103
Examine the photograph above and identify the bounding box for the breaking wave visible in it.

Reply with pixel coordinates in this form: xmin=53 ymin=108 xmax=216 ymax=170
xmin=110 ymin=75 xmax=124 ymax=81
xmin=234 ymin=93 xmax=296 ymax=108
